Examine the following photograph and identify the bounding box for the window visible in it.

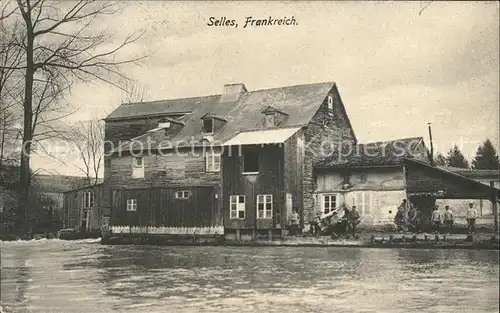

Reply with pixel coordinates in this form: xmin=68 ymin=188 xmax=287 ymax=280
xmin=229 ymin=195 xmax=245 ymax=219
xmin=242 ymin=146 xmax=259 ymax=173
xmin=322 ymin=194 xmax=338 ymax=214
xmin=205 ymin=152 xmax=221 ymax=172
xmin=175 ymin=190 xmax=190 ymax=199
xmin=83 ymin=191 xmax=94 ymax=209
xmin=202 ymin=118 xmax=214 ymax=133
xmin=257 ymin=194 xmax=273 ymax=219
xmin=264 ymin=114 xmax=276 ymax=127
xmin=132 ymin=157 xmax=144 ymax=179
xmin=126 ymin=199 xmax=137 ymax=211
xmin=354 ymin=191 xmax=372 ymax=215
xmin=158 ymin=122 xmax=171 ymax=128
xmin=327 ymin=95 xmax=333 ymax=115
xmin=133 ymin=157 xmax=143 ymax=167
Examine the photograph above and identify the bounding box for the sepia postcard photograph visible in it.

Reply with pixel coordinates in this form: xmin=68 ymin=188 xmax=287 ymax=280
xmin=0 ymin=1 xmax=499 ymax=312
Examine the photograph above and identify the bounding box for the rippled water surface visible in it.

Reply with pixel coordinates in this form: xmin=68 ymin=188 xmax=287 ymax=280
xmin=1 ymin=239 xmax=499 ymax=313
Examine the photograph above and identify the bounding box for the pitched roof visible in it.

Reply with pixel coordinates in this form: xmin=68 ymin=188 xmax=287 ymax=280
xmin=261 ymin=105 xmax=288 ymax=115
xmin=316 ymin=137 xmax=427 ymax=168
xmin=201 ymin=112 xmax=229 ymax=121
xmin=112 ymin=82 xmax=338 ymax=152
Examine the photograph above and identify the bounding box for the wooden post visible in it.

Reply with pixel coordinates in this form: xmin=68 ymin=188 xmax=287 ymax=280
xmin=490 ymin=182 xmax=498 ymax=236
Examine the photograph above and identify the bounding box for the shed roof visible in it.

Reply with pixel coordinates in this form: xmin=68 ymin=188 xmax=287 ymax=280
xmin=405 ymin=158 xmax=500 ymax=199
xmin=437 ymin=166 xmax=499 ymax=180
xmin=113 ymin=82 xmax=342 ymax=152
xmin=222 ymin=126 xmax=301 ymax=146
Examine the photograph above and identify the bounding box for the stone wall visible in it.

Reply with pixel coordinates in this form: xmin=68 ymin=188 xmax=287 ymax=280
xmin=303 ymin=85 xmax=356 ymax=223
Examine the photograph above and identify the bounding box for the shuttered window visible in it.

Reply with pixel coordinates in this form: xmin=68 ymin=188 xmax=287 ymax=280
xmin=354 ymin=192 xmax=373 ymax=215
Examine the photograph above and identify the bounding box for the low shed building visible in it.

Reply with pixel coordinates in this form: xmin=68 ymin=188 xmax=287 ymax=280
xmin=315 ymin=138 xmax=499 ymax=229
xmin=63 ymin=183 xmax=104 ymax=233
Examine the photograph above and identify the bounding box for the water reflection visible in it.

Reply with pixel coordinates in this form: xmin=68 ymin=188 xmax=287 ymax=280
xmin=1 ymin=241 xmax=499 ymax=313
xmin=1 ymin=246 xmax=33 ymax=309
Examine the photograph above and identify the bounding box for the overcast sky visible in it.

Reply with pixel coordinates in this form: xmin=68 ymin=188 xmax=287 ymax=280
xmin=32 ymin=1 xmax=499 ymax=176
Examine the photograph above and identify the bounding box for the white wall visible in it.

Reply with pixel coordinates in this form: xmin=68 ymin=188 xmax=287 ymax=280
xmin=315 ymin=167 xmax=499 ymax=225
xmin=315 ymin=167 xmax=406 ymax=225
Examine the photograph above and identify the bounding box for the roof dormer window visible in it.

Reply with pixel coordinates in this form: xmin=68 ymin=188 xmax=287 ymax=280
xmin=158 ymin=121 xmax=171 ymax=128
xmin=202 ymin=118 xmax=214 ymax=133
xmin=200 ymin=113 xmax=227 ymax=134
xmin=261 ymin=106 xmax=288 ymax=128
xmin=147 ymin=117 xmax=185 ymax=133
xmin=264 ymin=113 xmax=276 ymax=128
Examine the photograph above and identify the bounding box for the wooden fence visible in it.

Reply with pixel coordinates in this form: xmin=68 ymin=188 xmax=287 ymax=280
xmin=110 ymin=225 xmax=224 ymax=235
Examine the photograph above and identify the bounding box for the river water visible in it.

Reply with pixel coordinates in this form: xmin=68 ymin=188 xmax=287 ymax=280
xmin=0 ymin=239 xmax=498 ymax=313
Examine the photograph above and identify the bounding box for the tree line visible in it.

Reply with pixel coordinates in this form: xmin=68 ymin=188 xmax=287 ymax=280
xmin=434 ymin=139 xmax=500 ymax=169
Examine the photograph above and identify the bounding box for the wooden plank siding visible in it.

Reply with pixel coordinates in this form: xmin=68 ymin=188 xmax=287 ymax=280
xmin=101 ymin=82 xmax=360 ymax=236
xmin=111 ymin=186 xmax=221 ymax=228
xmin=104 ymin=115 xmax=185 ymax=153
xmin=105 ymin=147 xmax=221 ymax=188
xmin=405 ymin=161 xmax=498 ymax=200
xmin=63 ymin=184 xmax=104 ymax=231
xmin=102 ymin=146 xmax=222 ymax=222
xmin=222 ymin=144 xmax=285 ymax=230
xmin=283 ymin=130 xmax=304 ymax=225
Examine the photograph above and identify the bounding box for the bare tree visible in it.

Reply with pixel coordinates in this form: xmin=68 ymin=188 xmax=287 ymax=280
xmin=120 ymin=79 xmax=151 ymax=104
xmin=0 ymin=7 xmax=23 ymax=167
xmin=0 ymin=105 xmax=21 ymax=166
xmin=67 ymin=118 xmax=104 ymax=186
xmin=0 ymin=0 xmax=146 ymax=232
xmin=102 ymin=78 xmax=151 ymax=121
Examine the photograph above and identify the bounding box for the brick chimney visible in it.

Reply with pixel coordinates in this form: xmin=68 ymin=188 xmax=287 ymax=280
xmin=220 ymin=83 xmax=247 ymax=102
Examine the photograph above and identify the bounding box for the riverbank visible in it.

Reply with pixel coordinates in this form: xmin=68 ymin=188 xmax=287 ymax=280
xmin=0 ymin=230 xmax=101 ymax=242
xmin=2 ymin=233 xmax=498 ymax=250
xmin=227 ymin=233 xmax=499 ymax=250
xmin=100 ymin=232 xmax=499 ymax=250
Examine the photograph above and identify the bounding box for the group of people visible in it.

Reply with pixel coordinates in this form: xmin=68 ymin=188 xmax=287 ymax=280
xmin=288 ymin=205 xmax=361 ymax=238
xmin=393 ymin=199 xmax=479 ymax=234
xmin=431 ymin=202 xmax=479 ymax=234
xmin=394 ymin=199 xmax=432 ymax=233
xmin=288 ymin=199 xmax=481 ymax=237
xmin=430 ymin=205 xmax=455 ymax=233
